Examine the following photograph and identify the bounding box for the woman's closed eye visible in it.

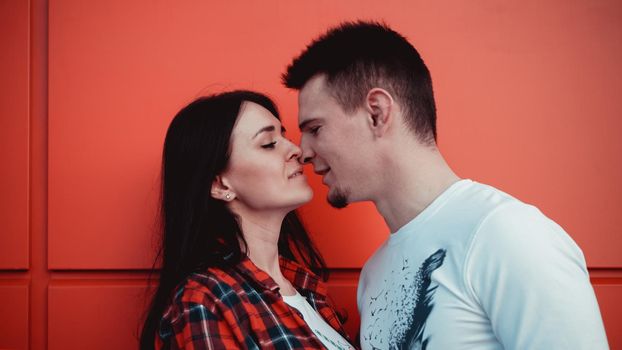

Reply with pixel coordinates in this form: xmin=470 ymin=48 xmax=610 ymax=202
xmin=261 ymin=141 xmax=277 ymax=149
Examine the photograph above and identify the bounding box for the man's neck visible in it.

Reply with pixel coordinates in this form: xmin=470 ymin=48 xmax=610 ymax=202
xmin=374 ymin=146 xmax=460 ymax=233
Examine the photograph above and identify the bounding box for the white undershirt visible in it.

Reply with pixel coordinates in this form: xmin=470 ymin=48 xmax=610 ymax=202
xmin=282 ymin=292 xmax=353 ymax=350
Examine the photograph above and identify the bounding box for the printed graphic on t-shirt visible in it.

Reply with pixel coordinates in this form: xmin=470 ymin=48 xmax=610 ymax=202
xmin=313 ymin=328 xmax=353 ymax=350
xmin=363 ymin=249 xmax=446 ymax=350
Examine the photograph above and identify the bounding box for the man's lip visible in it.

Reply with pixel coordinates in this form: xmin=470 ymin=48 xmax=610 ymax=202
xmin=315 ymin=167 xmax=330 ymax=176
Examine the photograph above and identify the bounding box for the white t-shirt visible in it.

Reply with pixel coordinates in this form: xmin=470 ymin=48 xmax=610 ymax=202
xmin=283 ymin=292 xmax=354 ymax=350
xmin=358 ymin=179 xmax=609 ymax=349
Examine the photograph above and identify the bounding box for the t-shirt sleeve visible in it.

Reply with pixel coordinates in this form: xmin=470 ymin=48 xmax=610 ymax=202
xmin=464 ymin=202 xmax=609 ymax=350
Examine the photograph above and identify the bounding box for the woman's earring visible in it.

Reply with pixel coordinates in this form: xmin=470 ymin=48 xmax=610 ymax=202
xmin=225 ymin=193 xmax=231 ymax=200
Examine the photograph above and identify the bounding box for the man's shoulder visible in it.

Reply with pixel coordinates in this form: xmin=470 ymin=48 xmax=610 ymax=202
xmin=460 ymin=181 xmax=571 ymax=247
xmin=446 ymin=180 xmax=542 ymax=226
xmin=451 ymin=180 xmax=520 ymax=210
xmin=415 ymin=180 xmax=526 ymax=238
xmin=466 ymin=192 xmax=583 ymax=273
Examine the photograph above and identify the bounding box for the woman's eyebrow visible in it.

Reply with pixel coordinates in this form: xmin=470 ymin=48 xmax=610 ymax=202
xmin=253 ymin=125 xmax=286 ymax=139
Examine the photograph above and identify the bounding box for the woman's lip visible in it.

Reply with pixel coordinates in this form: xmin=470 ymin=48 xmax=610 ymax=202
xmin=288 ymin=170 xmax=304 ymax=179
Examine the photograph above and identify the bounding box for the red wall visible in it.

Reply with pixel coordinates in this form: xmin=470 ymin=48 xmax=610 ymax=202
xmin=1 ymin=0 xmax=621 ymax=348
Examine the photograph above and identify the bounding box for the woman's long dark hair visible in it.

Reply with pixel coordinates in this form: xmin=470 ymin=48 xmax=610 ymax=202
xmin=140 ymin=91 xmax=327 ymax=350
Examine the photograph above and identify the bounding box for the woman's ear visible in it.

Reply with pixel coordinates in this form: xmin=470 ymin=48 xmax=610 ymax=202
xmin=210 ymin=175 xmax=236 ymax=201
xmin=365 ymin=88 xmax=394 ymax=138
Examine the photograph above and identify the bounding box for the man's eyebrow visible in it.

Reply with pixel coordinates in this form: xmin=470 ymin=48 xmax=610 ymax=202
xmin=253 ymin=125 xmax=286 ymax=139
xmin=299 ymin=118 xmax=319 ymax=131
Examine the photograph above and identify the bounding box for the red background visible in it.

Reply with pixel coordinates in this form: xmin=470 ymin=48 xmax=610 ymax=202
xmin=1 ymin=0 xmax=621 ymax=348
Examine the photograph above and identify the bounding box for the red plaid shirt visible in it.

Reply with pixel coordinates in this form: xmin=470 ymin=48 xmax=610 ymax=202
xmin=156 ymin=256 xmax=353 ymax=349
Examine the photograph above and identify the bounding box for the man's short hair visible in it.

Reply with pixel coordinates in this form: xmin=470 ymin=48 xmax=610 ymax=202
xmin=283 ymin=21 xmax=437 ymax=144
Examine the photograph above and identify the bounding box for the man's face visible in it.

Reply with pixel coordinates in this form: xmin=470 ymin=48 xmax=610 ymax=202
xmin=297 ymin=74 xmax=375 ymax=208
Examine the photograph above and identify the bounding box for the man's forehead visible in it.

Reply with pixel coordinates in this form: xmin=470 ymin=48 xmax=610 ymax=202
xmin=298 ymin=75 xmax=334 ymax=116
xmin=300 ymin=74 xmax=329 ymax=97
xmin=297 ymin=96 xmax=327 ymax=129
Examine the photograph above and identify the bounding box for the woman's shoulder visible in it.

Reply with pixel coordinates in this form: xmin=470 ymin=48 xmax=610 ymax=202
xmin=175 ymin=265 xmax=242 ymax=302
xmin=161 ymin=266 xmax=242 ymax=322
xmin=157 ymin=268 xmax=239 ymax=341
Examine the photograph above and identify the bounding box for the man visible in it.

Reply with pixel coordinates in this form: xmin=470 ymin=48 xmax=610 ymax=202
xmin=282 ymin=21 xmax=608 ymax=349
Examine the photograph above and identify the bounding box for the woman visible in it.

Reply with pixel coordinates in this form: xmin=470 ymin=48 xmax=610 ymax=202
xmin=140 ymin=91 xmax=355 ymax=349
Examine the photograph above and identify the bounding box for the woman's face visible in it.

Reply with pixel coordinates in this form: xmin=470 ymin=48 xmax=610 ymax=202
xmin=218 ymin=101 xmax=312 ymax=212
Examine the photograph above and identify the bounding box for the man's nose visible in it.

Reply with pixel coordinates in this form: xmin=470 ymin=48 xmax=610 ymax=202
xmin=298 ymin=137 xmax=314 ymax=164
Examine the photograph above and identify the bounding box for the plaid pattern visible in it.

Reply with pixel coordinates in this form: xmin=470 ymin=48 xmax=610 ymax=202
xmin=156 ymin=256 xmax=352 ymax=349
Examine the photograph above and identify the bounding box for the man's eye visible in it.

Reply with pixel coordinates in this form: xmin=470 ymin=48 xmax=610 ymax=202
xmin=309 ymin=126 xmax=321 ymax=136
xmin=261 ymin=141 xmax=277 ymax=149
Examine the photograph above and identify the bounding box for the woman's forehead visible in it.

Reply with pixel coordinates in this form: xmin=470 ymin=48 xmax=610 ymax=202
xmin=232 ymin=101 xmax=281 ymax=139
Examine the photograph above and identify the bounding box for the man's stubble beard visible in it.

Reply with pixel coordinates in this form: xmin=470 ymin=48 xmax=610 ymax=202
xmin=327 ymin=187 xmax=349 ymax=209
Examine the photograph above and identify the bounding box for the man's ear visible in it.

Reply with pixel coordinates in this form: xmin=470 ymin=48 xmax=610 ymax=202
xmin=365 ymin=88 xmax=394 ymax=137
xmin=210 ymin=175 xmax=236 ymax=201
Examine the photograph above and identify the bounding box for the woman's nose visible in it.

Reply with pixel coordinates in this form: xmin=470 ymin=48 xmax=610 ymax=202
xmin=286 ymin=139 xmax=302 ymax=161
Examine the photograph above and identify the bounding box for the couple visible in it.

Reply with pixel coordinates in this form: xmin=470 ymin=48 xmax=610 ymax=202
xmin=141 ymin=22 xmax=608 ymax=349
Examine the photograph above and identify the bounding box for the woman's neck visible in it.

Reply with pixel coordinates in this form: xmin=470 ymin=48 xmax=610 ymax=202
xmin=236 ymin=209 xmax=297 ymax=295
xmin=241 ymin=216 xmax=281 ymax=274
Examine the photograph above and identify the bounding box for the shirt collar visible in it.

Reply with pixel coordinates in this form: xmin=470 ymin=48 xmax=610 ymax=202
xmin=234 ymin=256 xmax=328 ymax=298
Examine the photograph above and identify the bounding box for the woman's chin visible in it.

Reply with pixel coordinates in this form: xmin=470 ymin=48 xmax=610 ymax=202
xmin=301 ymin=186 xmax=314 ymax=203
xmin=289 ymin=188 xmax=314 ymax=210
